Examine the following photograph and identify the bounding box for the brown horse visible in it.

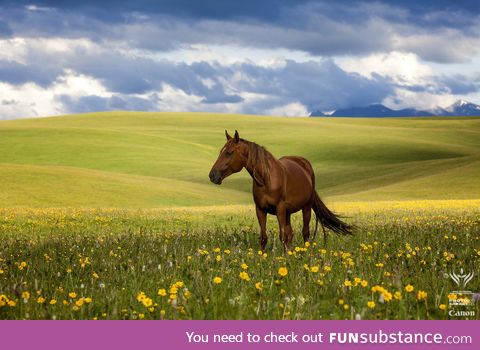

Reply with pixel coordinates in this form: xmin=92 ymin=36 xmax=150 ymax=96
xmin=209 ymin=130 xmax=352 ymax=250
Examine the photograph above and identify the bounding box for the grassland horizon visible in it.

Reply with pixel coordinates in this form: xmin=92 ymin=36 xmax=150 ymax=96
xmin=1 ymin=111 xmax=479 ymax=207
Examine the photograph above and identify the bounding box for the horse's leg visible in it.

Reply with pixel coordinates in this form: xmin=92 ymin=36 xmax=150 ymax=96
xmin=285 ymin=213 xmax=293 ymax=248
xmin=302 ymin=206 xmax=312 ymax=242
xmin=276 ymin=202 xmax=287 ymax=251
xmin=255 ymin=205 xmax=268 ymax=250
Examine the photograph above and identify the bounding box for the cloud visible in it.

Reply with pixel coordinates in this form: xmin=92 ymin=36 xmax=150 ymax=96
xmin=57 ymin=94 xmax=160 ymax=113
xmin=1 ymin=1 xmax=480 ymax=119
xmin=0 ymin=19 xmax=12 ymax=37
xmin=2 ymin=2 xmax=479 ymax=63
xmin=0 ymin=36 xmax=396 ymax=118
xmin=0 ymin=59 xmax=62 ymax=87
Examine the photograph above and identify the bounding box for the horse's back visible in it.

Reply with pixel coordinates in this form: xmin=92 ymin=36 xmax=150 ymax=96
xmin=279 ymin=156 xmax=314 ymax=180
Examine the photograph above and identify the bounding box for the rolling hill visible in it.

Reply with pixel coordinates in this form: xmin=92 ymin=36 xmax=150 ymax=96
xmin=0 ymin=112 xmax=479 ymax=207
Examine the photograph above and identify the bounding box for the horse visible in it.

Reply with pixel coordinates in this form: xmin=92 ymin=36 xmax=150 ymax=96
xmin=209 ymin=130 xmax=352 ymax=250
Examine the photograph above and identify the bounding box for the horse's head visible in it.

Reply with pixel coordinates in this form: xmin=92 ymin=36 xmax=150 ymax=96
xmin=209 ymin=130 xmax=246 ymax=185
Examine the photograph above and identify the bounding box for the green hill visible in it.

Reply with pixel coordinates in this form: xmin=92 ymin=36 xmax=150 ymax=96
xmin=0 ymin=112 xmax=479 ymax=207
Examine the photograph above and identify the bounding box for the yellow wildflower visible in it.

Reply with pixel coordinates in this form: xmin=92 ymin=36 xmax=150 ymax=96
xmin=417 ymin=290 xmax=427 ymax=301
xmin=278 ymin=267 xmax=288 ymax=277
xmin=49 ymin=299 xmax=57 ymax=305
xmin=37 ymin=297 xmax=46 ymax=304
xmin=367 ymin=301 xmax=375 ymax=309
xmin=255 ymin=282 xmax=263 ymax=291
xmin=21 ymin=291 xmax=30 ymax=299
xmin=142 ymin=298 xmax=153 ymax=307
xmin=439 ymin=304 xmax=447 ymax=310
xmin=241 ymin=263 xmax=248 ymax=270
xmin=382 ymin=291 xmax=393 ymax=302
xmin=158 ymin=288 xmax=167 ymax=296
xmin=405 ymin=284 xmax=414 ymax=293
xmin=239 ymin=271 xmax=250 ymax=281
xmin=213 ymin=276 xmax=222 ymax=284
xmin=68 ymin=292 xmax=77 ymax=299
xmin=310 ymin=266 xmax=319 ymax=273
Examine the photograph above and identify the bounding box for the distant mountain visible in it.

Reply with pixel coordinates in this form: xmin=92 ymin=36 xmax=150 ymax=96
xmin=445 ymin=100 xmax=480 ymax=116
xmin=310 ymin=100 xmax=480 ymax=118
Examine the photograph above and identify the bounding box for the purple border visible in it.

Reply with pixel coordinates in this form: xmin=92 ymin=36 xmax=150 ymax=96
xmin=1 ymin=320 xmax=478 ymax=350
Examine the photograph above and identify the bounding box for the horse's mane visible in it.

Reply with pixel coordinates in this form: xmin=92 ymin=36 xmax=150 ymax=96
xmin=242 ymin=139 xmax=273 ymax=178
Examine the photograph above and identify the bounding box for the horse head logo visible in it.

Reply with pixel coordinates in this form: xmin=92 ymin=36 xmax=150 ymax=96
xmin=450 ymin=269 xmax=474 ymax=290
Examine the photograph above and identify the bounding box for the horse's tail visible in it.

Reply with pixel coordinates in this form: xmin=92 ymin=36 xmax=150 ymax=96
xmin=312 ymin=190 xmax=353 ymax=241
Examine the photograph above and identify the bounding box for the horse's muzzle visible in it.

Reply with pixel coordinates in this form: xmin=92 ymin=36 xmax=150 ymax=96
xmin=209 ymin=170 xmax=222 ymax=185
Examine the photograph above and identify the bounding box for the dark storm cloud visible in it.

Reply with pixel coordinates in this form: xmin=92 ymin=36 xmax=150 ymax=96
xmin=0 ymin=60 xmax=62 ymax=87
xmin=57 ymin=94 xmax=160 ymax=113
xmin=3 ymin=38 xmax=392 ymax=112
xmin=2 ymin=36 xmax=478 ymax=116
xmin=3 ymin=0 xmax=479 ymax=22
xmin=0 ymin=19 xmax=12 ymax=37
xmin=1 ymin=1 xmax=479 ymax=62
xmin=1 ymin=0 xmax=480 ymax=118
xmin=231 ymin=60 xmax=394 ymax=111
xmin=434 ymin=75 xmax=480 ymax=95
xmin=57 ymin=48 xmax=393 ymax=112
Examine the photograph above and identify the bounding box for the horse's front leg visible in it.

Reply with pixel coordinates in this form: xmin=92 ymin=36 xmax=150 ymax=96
xmin=276 ymin=202 xmax=288 ymax=250
xmin=255 ymin=205 xmax=268 ymax=250
xmin=285 ymin=213 xmax=293 ymax=248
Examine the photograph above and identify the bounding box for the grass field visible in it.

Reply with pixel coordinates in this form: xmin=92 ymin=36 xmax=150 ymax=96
xmin=0 ymin=112 xmax=479 ymax=206
xmin=0 ymin=112 xmax=479 ymax=320
xmin=0 ymin=202 xmax=479 ymax=320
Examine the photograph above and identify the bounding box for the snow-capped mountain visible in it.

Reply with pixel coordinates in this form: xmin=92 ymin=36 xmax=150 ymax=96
xmin=310 ymin=100 xmax=480 ymax=118
xmin=445 ymin=100 xmax=480 ymax=116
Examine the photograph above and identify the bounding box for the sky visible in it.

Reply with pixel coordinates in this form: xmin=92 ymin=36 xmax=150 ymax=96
xmin=0 ymin=0 xmax=479 ymax=119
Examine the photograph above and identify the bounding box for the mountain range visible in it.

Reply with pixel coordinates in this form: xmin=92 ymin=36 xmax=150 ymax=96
xmin=310 ymin=100 xmax=480 ymax=118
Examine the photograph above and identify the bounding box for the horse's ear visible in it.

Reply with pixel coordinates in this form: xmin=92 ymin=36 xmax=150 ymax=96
xmin=225 ymin=130 xmax=232 ymax=140
xmin=234 ymin=130 xmax=240 ymax=143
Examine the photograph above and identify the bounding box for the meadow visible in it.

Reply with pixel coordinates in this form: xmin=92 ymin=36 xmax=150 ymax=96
xmin=0 ymin=201 xmax=479 ymax=320
xmin=0 ymin=112 xmax=479 ymax=319
xmin=1 ymin=112 xmax=479 ymax=206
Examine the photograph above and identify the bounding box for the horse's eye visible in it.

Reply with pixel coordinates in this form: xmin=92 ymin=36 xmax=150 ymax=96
xmin=226 ymin=150 xmax=233 ymax=156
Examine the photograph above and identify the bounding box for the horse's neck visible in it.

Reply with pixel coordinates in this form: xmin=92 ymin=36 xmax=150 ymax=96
xmin=245 ymin=146 xmax=278 ymax=186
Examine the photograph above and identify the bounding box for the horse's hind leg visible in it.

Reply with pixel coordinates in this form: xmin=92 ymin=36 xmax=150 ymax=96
xmin=302 ymin=206 xmax=312 ymax=242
